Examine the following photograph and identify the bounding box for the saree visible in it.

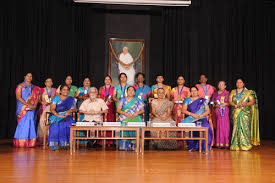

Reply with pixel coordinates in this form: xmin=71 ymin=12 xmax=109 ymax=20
xmin=98 ymin=86 xmax=115 ymax=145
xmin=151 ymin=84 xmax=171 ymax=99
xmin=99 ymin=85 xmax=115 ymax=122
xmin=48 ymin=96 xmax=75 ymax=150
xmin=117 ymin=97 xmax=144 ymax=151
xmin=14 ymin=83 xmax=40 ymax=148
xmin=151 ymin=99 xmax=177 ymax=150
xmin=230 ymin=89 xmax=260 ymax=151
xmin=133 ymin=84 xmax=151 ymax=122
xmin=211 ymin=90 xmax=230 ymax=148
xmin=170 ymin=86 xmax=190 ymax=123
xmin=181 ymin=98 xmax=213 ymax=151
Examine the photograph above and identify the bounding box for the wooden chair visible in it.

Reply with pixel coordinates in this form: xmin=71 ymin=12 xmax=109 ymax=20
xmin=43 ymin=112 xmax=77 ymax=149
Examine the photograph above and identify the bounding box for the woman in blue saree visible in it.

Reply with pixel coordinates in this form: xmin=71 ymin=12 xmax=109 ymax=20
xmin=117 ymin=86 xmax=145 ymax=151
xmin=14 ymin=73 xmax=40 ymax=148
xmin=48 ymin=84 xmax=76 ymax=150
xmin=181 ymin=86 xmax=213 ymax=152
xmin=133 ymin=72 xmax=151 ymax=122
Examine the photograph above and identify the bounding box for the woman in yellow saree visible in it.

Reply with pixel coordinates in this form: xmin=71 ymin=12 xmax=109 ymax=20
xmin=229 ymin=77 xmax=260 ymax=151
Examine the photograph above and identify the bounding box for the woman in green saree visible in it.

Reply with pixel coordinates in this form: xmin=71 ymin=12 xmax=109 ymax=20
xmin=117 ymin=86 xmax=145 ymax=151
xmin=229 ymin=77 xmax=260 ymax=151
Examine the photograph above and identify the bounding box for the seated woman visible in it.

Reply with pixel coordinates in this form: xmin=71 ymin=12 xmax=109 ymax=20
xmin=48 ymin=84 xmax=76 ymax=150
xmin=181 ymin=86 xmax=213 ymax=152
xmin=229 ymin=77 xmax=260 ymax=151
xmin=151 ymin=88 xmax=177 ymax=150
xmin=116 ymin=86 xmax=144 ymax=151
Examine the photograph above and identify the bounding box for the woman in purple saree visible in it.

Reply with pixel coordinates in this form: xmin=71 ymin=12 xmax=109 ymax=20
xmin=181 ymin=86 xmax=213 ymax=152
xmin=48 ymin=85 xmax=76 ymax=150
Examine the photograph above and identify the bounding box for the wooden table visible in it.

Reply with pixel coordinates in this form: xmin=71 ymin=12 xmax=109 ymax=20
xmin=140 ymin=127 xmax=209 ymax=153
xmin=70 ymin=126 xmax=140 ymax=154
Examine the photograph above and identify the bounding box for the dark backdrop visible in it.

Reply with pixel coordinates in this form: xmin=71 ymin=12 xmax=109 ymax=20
xmin=0 ymin=0 xmax=274 ymax=140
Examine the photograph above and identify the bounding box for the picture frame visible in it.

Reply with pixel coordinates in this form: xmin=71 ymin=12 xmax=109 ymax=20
xmin=108 ymin=38 xmax=145 ymax=85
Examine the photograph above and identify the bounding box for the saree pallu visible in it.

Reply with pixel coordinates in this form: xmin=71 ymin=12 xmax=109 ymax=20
xmin=48 ymin=96 xmax=75 ymax=150
xmin=114 ymin=84 xmax=130 ymax=107
xmin=230 ymin=89 xmax=260 ymax=151
xmin=98 ymin=86 xmax=116 ymax=145
xmin=133 ymin=84 xmax=151 ymax=122
xmin=117 ymin=97 xmax=144 ymax=151
xmin=14 ymin=84 xmax=40 ymax=148
xmin=181 ymin=98 xmax=213 ymax=151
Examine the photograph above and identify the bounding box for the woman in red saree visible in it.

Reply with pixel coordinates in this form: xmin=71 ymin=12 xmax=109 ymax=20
xmin=98 ymin=75 xmax=116 ymax=146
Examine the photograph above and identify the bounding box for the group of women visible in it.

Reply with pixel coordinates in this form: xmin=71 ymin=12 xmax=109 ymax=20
xmin=14 ymin=72 xmax=260 ymax=152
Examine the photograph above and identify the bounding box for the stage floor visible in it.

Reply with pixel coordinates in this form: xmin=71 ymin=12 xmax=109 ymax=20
xmin=0 ymin=140 xmax=274 ymax=183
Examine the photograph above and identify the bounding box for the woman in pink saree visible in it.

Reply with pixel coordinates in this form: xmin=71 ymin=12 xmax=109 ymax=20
xmin=211 ymin=81 xmax=230 ymax=148
xmin=170 ymin=75 xmax=190 ymax=123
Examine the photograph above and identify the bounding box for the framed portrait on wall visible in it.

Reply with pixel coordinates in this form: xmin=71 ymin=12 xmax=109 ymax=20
xmin=109 ymin=38 xmax=145 ymax=85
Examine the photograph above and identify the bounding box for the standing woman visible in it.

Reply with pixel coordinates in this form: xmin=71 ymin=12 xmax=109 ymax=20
xmin=212 ymin=81 xmax=230 ymax=148
xmin=75 ymin=77 xmax=91 ymax=121
xmin=99 ymin=75 xmax=115 ymax=122
xmin=133 ymin=72 xmax=151 ymax=122
xmin=14 ymin=73 xmax=40 ymax=147
xmin=37 ymin=77 xmax=56 ymax=145
xmin=151 ymin=74 xmax=171 ymax=99
xmin=229 ymin=77 xmax=260 ymax=151
xmin=56 ymin=75 xmax=78 ymax=97
xmin=196 ymin=74 xmax=216 ymax=146
xmin=48 ymin=84 xmax=76 ymax=150
xmin=170 ymin=75 xmax=190 ymax=123
xmin=113 ymin=73 xmax=130 ymax=107
xmin=98 ymin=75 xmax=115 ymax=147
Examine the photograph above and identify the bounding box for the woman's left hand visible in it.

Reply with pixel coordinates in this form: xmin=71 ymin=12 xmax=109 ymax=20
xmin=65 ymin=111 xmax=71 ymax=117
xmin=220 ymin=104 xmax=226 ymax=108
xmin=130 ymin=113 xmax=138 ymax=119
xmin=198 ymin=115 xmax=203 ymax=118
xmin=27 ymin=105 xmax=35 ymax=110
xmin=242 ymin=102 xmax=248 ymax=107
